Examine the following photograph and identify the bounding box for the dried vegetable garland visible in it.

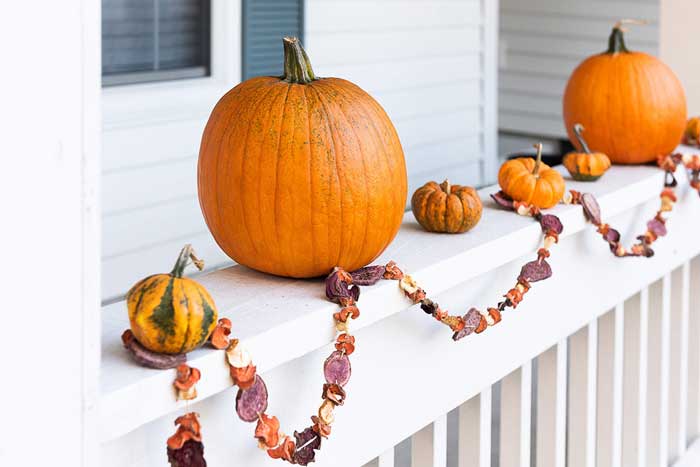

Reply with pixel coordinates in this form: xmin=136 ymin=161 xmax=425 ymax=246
xmin=120 ymin=150 xmax=700 ymax=466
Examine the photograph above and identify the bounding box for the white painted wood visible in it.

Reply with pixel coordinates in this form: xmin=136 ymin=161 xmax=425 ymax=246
xmin=668 ymin=266 xmax=686 ymax=462
xmin=480 ymin=389 xmax=492 ymax=467
xmin=481 ymin=0 xmax=499 ymax=184
xmin=378 ymin=448 xmax=395 ymax=467
xmin=620 ymin=293 xmax=646 ymax=467
xmin=638 ymin=288 xmax=649 ymax=467
xmin=612 ymin=304 xmax=625 ymax=467
xmin=412 ymin=415 xmax=447 ymax=467
xmin=100 ymin=161 xmax=700 ymax=443
xmin=567 ymin=323 xmax=596 ymax=467
xmin=688 ymin=257 xmax=700 ymax=441
xmin=660 ymin=273 xmax=672 ymax=467
xmin=647 ymin=279 xmax=665 ymax=467
xmin=500 ymin=363 xmax=531 ymax=467
xmin=587 ymin=320 xmax=598 ymax=467
xmin=498 ymin=0 xmax=660 ymax=138
xmin=536 ymin=342 xmax=567 ymax=467
xmin=0 ymin=1 xmax=101 ymax=465
xmin=678 ymin=263 xmax=691 ymax=457
xmin=673 ymin=438 xmax=700 ymax=467
xmin=597 ymin=309 xmax=615 ymax=467
xmin=459 ymin=392 xmax=490 ymax=467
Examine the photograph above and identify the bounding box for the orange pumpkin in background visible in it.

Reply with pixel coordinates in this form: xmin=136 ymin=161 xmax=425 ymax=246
xmin=198 ymin=37 xmax=407 ymax=278
xmin=498 ymin=143 xmax=565 ymax=209
xmin=411 ymin=180 xmax=482 ymax=233
xmin=562 ymin=124 xmax=611 ymax=181
xmin=563 ymin=20 xmax=686 ymax=164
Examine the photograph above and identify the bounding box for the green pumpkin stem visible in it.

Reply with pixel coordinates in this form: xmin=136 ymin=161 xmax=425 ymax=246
xmin=606 ymin=19 xmax=648 ymax=54
xmin=171 ymin=244 xmax=205 ymax=278
xmin=282 ymin=36 xmax=317 ymax=84
xmin=532 ymin=143 xmax=544 ymax=177
xmin=573 ymin=123 xmax=592 ymax=153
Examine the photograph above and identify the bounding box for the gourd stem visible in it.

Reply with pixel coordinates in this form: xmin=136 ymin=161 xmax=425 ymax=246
xmin=532 ymin=143 xmax=543 ymax=177
xmin=171 ymin=244 xmax=205 ymax=278
xmin=607 ymin=19 xmax=648 ymax=54
xmin=440 ymin=179 xmax=451 ymax=194
xmin=282 ymin=36 xmax=317 ymax=84
xmin=573 ymin=123 xmax=591 ymax=153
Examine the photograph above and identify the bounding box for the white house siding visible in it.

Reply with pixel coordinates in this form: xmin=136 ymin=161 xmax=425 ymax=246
xmin=101 ymin=0 xmax=496 ymax=301
xmin=499 ymin=0 xmax=660 ymax=139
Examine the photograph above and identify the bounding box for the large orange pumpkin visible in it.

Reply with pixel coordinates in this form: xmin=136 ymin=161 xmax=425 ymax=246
xmin=563 ymin=20 xmax=686 ymax=164
xmin=498 ymin=143 xmax=565 ymax=209
xmin=198 ymin=37 xmax=407 ymax=278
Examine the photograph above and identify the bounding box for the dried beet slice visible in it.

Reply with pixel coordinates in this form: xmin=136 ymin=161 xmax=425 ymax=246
xmin=323 ymin=351 xmax=351 ymax=387
xmin=580 ymin=193 xmax=602 ymax=225
xmin=647 ymin=218 xmax=667 ymax=237
xmin=350 ymin=265 xmax=386 ymax=286
xmin=603 ymin=227 xmax=621 ymax=244
xmin=235 ymin=375 xmax=268 ymax=422
xmin=325 ymin=269 xmax=359 ymax=303
xmin=292 ymin=427 xmax=322 ymax=466
xmin=539 ymin=214 xmax=563 ymax=235
xmin=453 ymin=308 xmax=481 ymax=341
xmin=167 ymin=440 xmax=207 ymax=467
xmin=518 ymin=260 xmax=552 ymax=283
xmin=121 ymin=330 xmax=186 ymax=369
xmin=490 ymin=191 xmax=514 ymax=210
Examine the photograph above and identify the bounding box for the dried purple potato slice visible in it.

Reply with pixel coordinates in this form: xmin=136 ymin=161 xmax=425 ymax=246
xmin=603 ymin=228 xmax=620 ymax=244
xmin=325 ymin=270 xmax=360 ymax=303
xmin=323 ymin=351 xmax=351 ymax=387
xmin=580 ymin=193 xmax=602 ymax=225
xmin=293 ymin=427 xmax=322 ymax=466
xmin=490 ymin=191 xmax=514 ymax=210
xmin=235 ymin=375 xmax=268 ymax=422
xmin=518 ymin=260 xmax=552 ymax=283
xmin=122 ymin=331 xmax=186 ymax=369
xmin=350 ymin=265 xmax=386 ymax=286
xmin=647 ymin=218 xmax=667 ymax=237
xmin=167 ymin=440 xmax=207 ymax=467
xmin=453 ymin=308 xmax=481 ymax=341
xmin=539 ymin=214 xmax=563 ymax=235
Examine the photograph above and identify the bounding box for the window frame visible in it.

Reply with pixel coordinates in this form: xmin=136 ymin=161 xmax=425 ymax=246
xmin=101 ymin=0 xmax=240 ymax=127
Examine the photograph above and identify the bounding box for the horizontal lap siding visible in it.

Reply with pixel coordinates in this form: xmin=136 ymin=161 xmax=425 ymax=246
xmin=101 ymin=0 xmax=489 ymax=301
xmin=499 ymin=0 xmax=660 ymax=138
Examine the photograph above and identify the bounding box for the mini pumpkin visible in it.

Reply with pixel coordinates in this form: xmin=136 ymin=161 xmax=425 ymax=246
xmin=411 ymin=180 xmax=482 ymax=233
xmin=684 ymin=117 xmax=700 ymax=145
xmin=127 ymin=245 xmax=218 ymax=355
xmin=563 ymin=124 xmax=611 ymax=181
xmin=498 ymin=143 xmax=565 ymax=209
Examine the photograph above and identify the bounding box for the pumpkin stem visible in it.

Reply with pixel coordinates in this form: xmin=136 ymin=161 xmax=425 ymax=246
xmin=281 ymin=37 xmax=317 ymax=84
xmin=439 ymin=179 xmax=451 ymax=194
xmin=573 ymin=123 xmax=591 ymax=153
xmin=171 ymin=244 xmax=205 ymax=278
xmin=532 ymin=143 xmax=544 ymax=177
xmin=607 ymin=19 xmax=648 ymax=54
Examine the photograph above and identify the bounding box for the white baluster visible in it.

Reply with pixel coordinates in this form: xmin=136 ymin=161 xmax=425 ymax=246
xmin=660 ymin=273 xmax=671 ymax=466
xmin=597 ymin=305 xmax=624 ymax=467
xmin=612 ymin=304 xmax=624 ymax=467
xmin=458 ymin=388 xmax=492 ymax=467
xmin=378 ymin=448 xmax=395 ymax=467
xmin=587 ymin=319 xmax=598 ymax=467
xmin=678 ymin=262 xmax=691 ymax=457
xmin=536 ymin=342 xmax=567 ymax=467
xmin=688 ymin=256 xmax=700 ymax=441
xmin=500 ymin=362 xmax=532 ymax=467
xmin=412 ymin=414 xmax=447 ymax=467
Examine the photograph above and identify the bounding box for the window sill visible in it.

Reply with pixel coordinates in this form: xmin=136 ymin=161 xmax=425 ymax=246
xmin=99 ymin=153 xmax=691 ymax=443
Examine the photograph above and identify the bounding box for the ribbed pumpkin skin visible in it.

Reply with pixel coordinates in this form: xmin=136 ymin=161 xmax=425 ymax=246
xmin=563 ymin=151 xmax=611 ymax=181
xmin=563 ymin=52 xmax=686 ymax=165
xmin=198 ymin=76 xmax=407 ymax=278
xmin=127 ymin=274 xmax=217 ymax=354
xmin=498 ymin=158 xmax=565 ymax=209
xmin=411 ymin=181 xmax=482 ymax=233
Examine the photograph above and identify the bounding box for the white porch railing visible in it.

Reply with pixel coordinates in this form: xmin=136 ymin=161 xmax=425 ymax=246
xmin=100 ymin=160 xmax=700 ymax=466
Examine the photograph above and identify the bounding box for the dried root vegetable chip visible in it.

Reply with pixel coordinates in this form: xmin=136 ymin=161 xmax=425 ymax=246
xmin=267 ymin=436 xmax=295 ymax=462
xmin=255 ymin=414 xmax=280 ymax=448
xmin=453 ymin=308 xmax=481 ymax=341
xmin=518 ymin=259 xmax=552 ymax=283
xmin=539 ymin=214 xmax=563 ymax=235
xmin=226 ymin=339 xmax=252 ymax=368
xmin=209 ymin=318 xmax=232 ymax=350
xmin=230 ymin=364 xmax=256 ymax=390
xmin=580 ymin=193 xmax=602 ymax=225
xmin=323 ymin=351 xmax=351 ymax=387
xmin=167 ymin=440 xmax=206 ymax=467
xmin=236 ymin=375 xmax=269 ymax=422
xmin=293 ymin=427 xmax=322 ymax=466
xmin=122 ymin=329 xmax=186 ymax=369
xmin=350 ymin=265 xmax=386 ymax=285
xmin=325 ymin=268 xmax=360 ymax=304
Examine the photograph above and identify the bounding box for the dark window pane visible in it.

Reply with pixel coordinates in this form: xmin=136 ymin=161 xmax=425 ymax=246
xmin=242 ymin=0 xmax=304 ymax=80
xmin=102 ymin=0 xmax=210 ymax=86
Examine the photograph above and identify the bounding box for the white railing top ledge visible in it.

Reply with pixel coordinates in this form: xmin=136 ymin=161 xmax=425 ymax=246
xmin=100 ymin=151 xmax=694 ymax=442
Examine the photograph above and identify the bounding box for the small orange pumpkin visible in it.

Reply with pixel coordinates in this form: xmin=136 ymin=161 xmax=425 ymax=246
xmin=684 ymin=117 xmax=700 ymax=145
xmin=498 ymin=143 xmax=565 ymax=209
xmin=563 ymin=124 xmax=611 ymax=181
xmin=411 ymin=180 xmax=482 ymax=233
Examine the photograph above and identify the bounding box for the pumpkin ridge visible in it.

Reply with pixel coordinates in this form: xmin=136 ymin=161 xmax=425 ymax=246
xmin=299 ymin=85 xmax=319 ymax=273
xmin=130 ymin=275 xmax=161 ymax=323
xmin=269 ymin=84 xmax=293 ymax=277
xmin=322 ymin=83 xmax=375 ymax=268
xmin=197 ymin=290 xmax=217 ymax=344
xmin=308 ymin=84 xmax=348 ymax=268
xmin=149 ymin=277 xmax=176 ymax=345
xmin=238 ymin=83 xmax=283 ymax=263
xmin=336 ymin=81 xmax=401 ymax=260
xmin=177 ymin=280 xmax=192 ymax=354
xmin=204 ymin=79 xmax=271 ymax=256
